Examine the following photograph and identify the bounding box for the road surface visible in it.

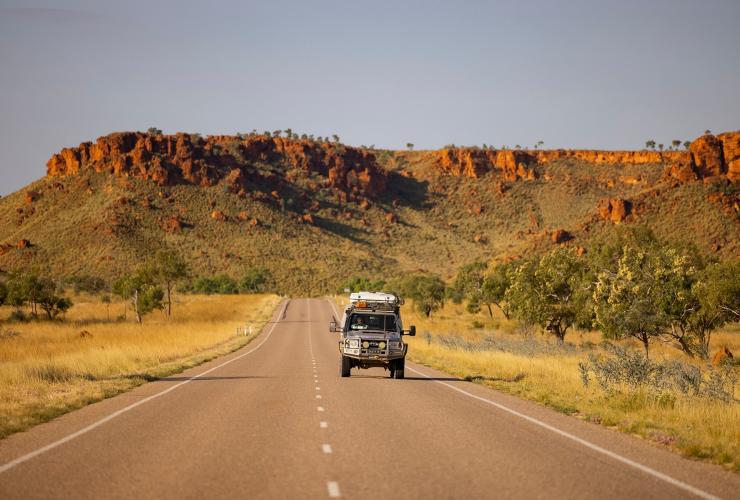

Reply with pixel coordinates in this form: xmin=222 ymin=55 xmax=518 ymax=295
xmin=1 ymin=299 xmax=738 ymax=499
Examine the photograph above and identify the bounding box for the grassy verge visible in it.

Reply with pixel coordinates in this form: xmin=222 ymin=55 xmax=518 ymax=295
xmin=330 ymin=296 xmax=739 ymax=471
xmin=0 ymin=294 xmax=281 ymax=439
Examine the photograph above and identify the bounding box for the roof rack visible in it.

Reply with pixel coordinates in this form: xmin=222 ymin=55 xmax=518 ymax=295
xmin=348 ymin=291 xmax=403 ymax=310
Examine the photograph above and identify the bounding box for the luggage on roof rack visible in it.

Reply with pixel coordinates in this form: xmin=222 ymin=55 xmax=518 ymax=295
xmin=349 ymin=291 xmax=403 ymax=310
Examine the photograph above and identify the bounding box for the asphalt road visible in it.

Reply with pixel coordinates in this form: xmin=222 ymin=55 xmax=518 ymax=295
xmin=1 ymin=298 xmax=738 ymax=499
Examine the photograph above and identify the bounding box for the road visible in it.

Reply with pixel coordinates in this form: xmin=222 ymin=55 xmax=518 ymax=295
xmin=0 ymin=298 xmax=738 ymax=499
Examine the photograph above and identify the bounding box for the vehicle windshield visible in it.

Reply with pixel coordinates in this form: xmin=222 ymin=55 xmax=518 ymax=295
xmin=348 ymin=313 xmax=397 ymax=332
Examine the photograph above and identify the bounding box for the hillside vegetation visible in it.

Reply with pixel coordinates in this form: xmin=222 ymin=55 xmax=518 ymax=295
xmin=0 ymin=130 xmax=738 ymax=294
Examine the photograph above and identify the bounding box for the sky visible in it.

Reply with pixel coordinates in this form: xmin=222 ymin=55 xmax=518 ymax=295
xmin=1 ymin=0 xmax=739 ymax=195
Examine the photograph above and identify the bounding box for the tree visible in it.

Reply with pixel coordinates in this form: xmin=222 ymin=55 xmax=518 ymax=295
xmin=683 ymin=141 xmax=691 ymax=149
xmin=506 ymin=249 xmax=590 ymax=342
xmin=147 ymin=127 xmax=162 ymax=135
xmin=240 ymin=267 xmax=271 ymax=293
xmin=685 ymin=260 xmax=740 ymax=358
xmin=645 ymin=140 xmax=656 ymax=150
xmin=482 ymin=262 xmax=514 ymax=319
xmin=332 ymin=134 xmax=340 ymax=143
xmin=112 ymin=268 xmax=164 ymax=324
xmin=397 ymin=274 xmax=446 ymax=317
xmin=193 ymin=275 xmax=239 ymax=295
xmin=671 ymin=140 xmax=681 ymax=150
xmin=284 ymin=128 xmax=293 ymax=138
xmin=406 ymin=143 xmax=414 ymax=151
xmin=593 ymin=246 xmax=672 ymax=357
xmin=0 ymin=281 xmax=7 ymax=306
xmin=704 ymin=129 xmax=711 ymax=135
xmin=658 ymin=143 xmax=664 ymax=152
xmin=150 ymin=251 xmax=189 ymax=316
xmin=5 ymin=272 xmax=71 ymax=320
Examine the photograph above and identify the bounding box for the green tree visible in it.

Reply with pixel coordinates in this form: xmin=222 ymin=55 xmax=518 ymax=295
xmin=147 ymin=127 xmax=162 ymax=135
xmin=645 ymin=140 xmax=656 ymax=150
xmin=0 ymin=281 xmax=7 ymax=306
xmin=482 ymin=262 xmax=514 ymax=319
xmin=449 ymin=262 xmax=494 ymax=316
xmin=112 ymin=267 xmax=164 ymax=324
xmin=506 ymin=248 xmax=590 ymax=341
xmin=685 ymin=259 xmax=740 ymax=358
xmin=406 ymin=143 xmax=414 ymax=151
xmin=150 ymin=251 xmax=189 ymax=316
xmin=240 ymin=267 xmax=272 ymax=293
xmin=594 ymin=246 xmax=672 ymax=357
xmin=683 ymin=141 xmax=691 ymax=149
xmin=671 ymin=139 xmax=681 ymax=150
xmin=332 ymin=134 xmax=340 ymax=143
xmin=5 ymin=272 xmax=72 ymax=320
xmin=397 ymin=274 xmax=446 ymax=317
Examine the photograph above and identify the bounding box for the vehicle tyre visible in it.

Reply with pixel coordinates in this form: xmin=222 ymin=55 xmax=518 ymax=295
xmin=393 ymin=358 xmax=405 ymax=379
xmin=388 ymin=366 xmax=395 ymax=378
xmin=340 ymin=355 xmax=351 ymax=377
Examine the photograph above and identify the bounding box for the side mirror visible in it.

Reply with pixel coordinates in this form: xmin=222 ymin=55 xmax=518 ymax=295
xmin=405 ymin=325 xmax=416 ymax=336
xmin=329 ymin=321 xmax=337 ymax=333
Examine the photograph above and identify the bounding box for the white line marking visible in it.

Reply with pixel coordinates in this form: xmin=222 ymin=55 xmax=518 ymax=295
xmin=317 ymin=406 xmax=325 ymax=412
xmin=316 ymin=394 xmax=322 ymax=399
xmin=324 ymin=299 xmax=719 ymax=500
xmin=320 ymin=421 xmax=328 ymax=428
xmin=0 ymin=300 xmax=291 ymax=475
xmin=406 ymin=365 xmax=720 ymax=500
xmin=316 ymin=386 xmax=320 ymax=390
xmin=327 ymin=481 xmax=341 ymax=498
xmin=322 ymin=444 xmax=332 ymax=454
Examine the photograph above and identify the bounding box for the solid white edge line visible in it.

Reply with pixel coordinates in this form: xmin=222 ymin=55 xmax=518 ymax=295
xmin=326 ymin=299 xmax=719 ymax=500
xmin=0 ymin=299 xmax=291 ymax=475
xmin=327 ymin=481 xmax=341 ymax=497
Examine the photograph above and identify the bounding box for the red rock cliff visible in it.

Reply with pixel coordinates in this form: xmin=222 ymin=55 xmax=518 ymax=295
xmin=47 ymin=132 xmax=387 ymax=197
xmin=433 ymin=131 xmax=740 ymax=182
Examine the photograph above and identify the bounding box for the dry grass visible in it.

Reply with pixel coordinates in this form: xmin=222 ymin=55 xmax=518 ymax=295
xmin=331 ymin=296 xmax=740 ymax=470
xmin=0 ymin=294 xmax=281 ymax=438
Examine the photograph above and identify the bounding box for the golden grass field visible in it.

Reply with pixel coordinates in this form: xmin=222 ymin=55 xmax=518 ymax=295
xmin=332 ymin=296 xmax=740 ymax=471
xmin=0 ymin=294 xmax=281 ymax=438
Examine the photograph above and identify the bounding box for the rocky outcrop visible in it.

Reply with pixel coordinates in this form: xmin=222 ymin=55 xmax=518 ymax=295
xmin=597 ymin=198 xmax=631 ymax=223
xmin=434 ymin=132 xmax=740 ymax=184
xmin=437 ymin=148 xmax=536 ymax=181
xmin=718 ymin=131 xmax=740 ymax=181
xmin=47 ymin=132 xmax=387 ymax=198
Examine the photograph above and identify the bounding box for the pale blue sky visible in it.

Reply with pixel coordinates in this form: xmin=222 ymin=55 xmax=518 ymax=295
xmin=1 ymin=0 xmax=739 ymax=195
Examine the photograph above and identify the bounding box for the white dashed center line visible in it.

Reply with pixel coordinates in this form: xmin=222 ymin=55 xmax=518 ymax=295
xmin=320 ymin=421 xmax=328 ymax=428
xmin=317 ymin=406 xmax=325 ymax=412
xmin=316 ymin=394 xmax=322 ymax=399
xmin=322 ymin=444 xmax=332 ymax=454
xmin=327 ymin=481 xmax=341 ymax=497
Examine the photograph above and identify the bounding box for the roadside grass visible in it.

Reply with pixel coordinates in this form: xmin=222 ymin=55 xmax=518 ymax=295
xmin=331 ymin=296 xmax=739 ymax=470
xmin=0 ymin=294 xmax=281 ymax=439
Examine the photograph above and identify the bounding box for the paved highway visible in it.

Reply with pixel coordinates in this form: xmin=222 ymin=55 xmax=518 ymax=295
xmin=1 ymin=299 xmax=738 ymax=499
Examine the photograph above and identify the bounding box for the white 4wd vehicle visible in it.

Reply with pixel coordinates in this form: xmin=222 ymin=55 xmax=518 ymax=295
xmin=330 ymin=292 xmax=416 ymax=379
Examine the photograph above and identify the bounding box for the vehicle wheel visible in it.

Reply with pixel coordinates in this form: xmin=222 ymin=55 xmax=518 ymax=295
xmin=340 ymin=356 xmax=351 ymax=377
xmin=388 ymin=366 xmax=395 ymax=378
xmin=393 ymin=358 xmax=405 ymax=379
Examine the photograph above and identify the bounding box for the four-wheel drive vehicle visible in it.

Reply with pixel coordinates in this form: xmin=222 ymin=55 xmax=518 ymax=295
xmin=330 ymin=291 xmax=416 ymax=379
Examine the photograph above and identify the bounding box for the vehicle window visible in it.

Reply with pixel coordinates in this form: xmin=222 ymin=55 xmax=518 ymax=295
xmin=349 ymin=314 xmax=396 ymax=332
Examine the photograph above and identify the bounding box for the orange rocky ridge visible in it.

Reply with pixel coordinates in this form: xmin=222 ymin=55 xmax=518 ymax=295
xmin=47 ymin=132 xmax=387 ymax=198
xmin=433 ymin=131 xmax=740 ymax=183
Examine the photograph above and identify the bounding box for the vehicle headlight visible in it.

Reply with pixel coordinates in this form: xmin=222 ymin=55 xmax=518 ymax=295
xmin=362 ymin=341 xmax=370 ymax=349
xmin=379 ymin=341 xmax=386 ymax=349
xmin=348 ymin=339 xmax=359 ymax=348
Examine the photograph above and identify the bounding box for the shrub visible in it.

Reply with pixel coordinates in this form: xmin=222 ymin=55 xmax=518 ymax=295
xmin=240 ymin=267 xmax=271 ymax=293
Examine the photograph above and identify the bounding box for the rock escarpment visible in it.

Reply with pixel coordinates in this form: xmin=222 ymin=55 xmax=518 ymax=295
xmin=434 ymin=131 xmax=740 ymax=183
xmin=47 ymin=132 xmax=387 ymax=198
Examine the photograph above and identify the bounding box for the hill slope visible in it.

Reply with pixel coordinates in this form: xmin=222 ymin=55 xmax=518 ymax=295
xmin=1 ymin=130 xmax=738 ymax=294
